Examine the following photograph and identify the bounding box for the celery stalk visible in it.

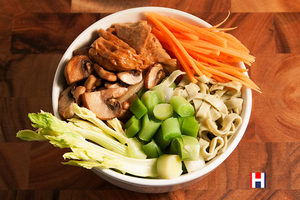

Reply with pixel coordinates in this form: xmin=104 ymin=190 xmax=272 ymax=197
xmin=141 ymin=90 xmax=162 ymax=116
xmin=129 ymin=97 xmax=147 ymax=119
xmin=142 ymin=139 xmax=163 ymax=158
xmin=169 ymin=135 xmax=200 ymax=161
xmin=180 ymin=116 xmax=200 ymax=138
xmin=153 ymin=127 xmax=170 ymax=150
xmin=138 ymin=113 xmax=161 ymax=142
xmin=153 ymin=103 xmax=174 ymax=120
xmin=127 ymin=137 xmax=147 ymax=159
xmin=72 ymin=103 xmax=128 ymax=144
xmin=161 ymin=117 xmax=181 ymax=142
xmin=124 ymin=116 xmax=141 ymax=138
xmin=170 ymin=96 xmax=195 ymax=117
xmin=17 ymin=110 xmax=159 ymax=178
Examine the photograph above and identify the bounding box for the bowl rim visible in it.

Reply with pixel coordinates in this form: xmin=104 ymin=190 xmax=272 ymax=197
xmin=52 ymin=6 xmax=252 ymax=187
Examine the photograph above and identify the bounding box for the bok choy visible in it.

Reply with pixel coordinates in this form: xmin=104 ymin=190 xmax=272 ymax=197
xmin=16 ymin=108 xmax=159 ymax=178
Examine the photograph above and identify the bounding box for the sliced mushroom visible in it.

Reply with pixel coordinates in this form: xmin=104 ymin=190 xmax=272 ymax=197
xmin=81 ymin=91 xmax=122 ymax=120
xmin=104 ymin=81 xmax=128 ymax=89
xmin=105 ymin=81 xmax=121 ymax=89
xmin=93 ymin=63 xmax=117 ymax=82
xmin=58 ymin=86 xmax=75 ymax=119
xmin=64 ymin=55 xmax=93 ymax=85
xmin=117 ymin=70 xmax=142 ymax=85
xmin=144 ymin=63 xmax=166 ymax=89
xmin=101 ymin=87 xmax=128 ymax=99
xmin=84 ymin=75 xmax=98 ymax=92
xmin=71 ymin=86 xmax=86 ymax=105
xmin=73 ymin=46 xmax=91 ymax=57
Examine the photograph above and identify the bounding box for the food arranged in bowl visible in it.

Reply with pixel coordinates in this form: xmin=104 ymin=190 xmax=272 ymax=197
xmin=16 ymin=7 xmax=258 ymax=192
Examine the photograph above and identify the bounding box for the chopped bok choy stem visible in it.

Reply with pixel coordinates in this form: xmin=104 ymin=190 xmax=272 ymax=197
xmin=17 ymin=111 xmax=159 ymax=178
xmin=71 ymin=103 xmax=129 ymax=144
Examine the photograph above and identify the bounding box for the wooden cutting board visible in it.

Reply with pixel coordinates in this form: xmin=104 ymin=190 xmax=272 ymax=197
xmin=1 ymin=0 xmax=300 ymax=199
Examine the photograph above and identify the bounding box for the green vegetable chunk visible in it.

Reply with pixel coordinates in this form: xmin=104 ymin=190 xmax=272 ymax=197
xmin=138 ymin=113 xmax=162 ymax=142
xmin=161 ymin=117 xmax=181 ymax=142
xmin=153 ymin=127 xmax=171 ymax=150
xmin=127 ymin=137 xmax=147 ymax=159
xmin=180 ymin=116 xmax=200 ymax=138
xmin=156 ymin=154 xmax=183 ymax=179
xmin=129 ymin=97 xmax=147 ymax=119
xmin=153 ymin=103 xmax=174 ymax=120
xmin=142 ymin=139 xmax=163 ymax=158
xmin=169 ymin=135 xmax=200 ymax=161
xmin=170 ymin=96 xmax=195 ymax=117
xmin=17 ymin=110 xmax=160 ymax=178
xmin=141 ymin=90 xmax=162 ymax=115
xmin=124 ymin=116 xmax=141 ymax=138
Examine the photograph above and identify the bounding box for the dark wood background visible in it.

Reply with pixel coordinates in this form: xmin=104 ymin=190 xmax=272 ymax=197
xmin=1 ymin=0 xmax=300 ymax=199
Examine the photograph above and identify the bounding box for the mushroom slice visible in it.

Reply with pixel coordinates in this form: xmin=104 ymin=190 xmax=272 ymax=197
xmin=81 ymin=91 xmax=122 ymax=120
xmin=104 ymin=81 xmax=128 ymax=89
xmin=84 ymin=75 xmax=98 ymax=92
xmin=93 ymin=63 xmax=117 ymax=82
xmin=144 ymin=63 xmax=166 ymax=89
xmin=58 ymin=86 xmax=75 ymax=119
xmin=73 ymin=46 xmax=91 ymax=57
xmin=105 ymin=81 xmax=121 ymax=89
xmin=101 ymin=87 xmax=128 ymax=99
xmin=117 ymin=70 xmax=142 ymax=85
xmin=64 ymin=55 xmax=93 ymax=85
xmin=72 ymin=86 xmax=86 ymax=105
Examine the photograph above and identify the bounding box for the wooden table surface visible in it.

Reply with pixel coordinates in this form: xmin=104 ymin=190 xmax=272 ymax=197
xmin=1 ymin=0 xmax=300 ymax=199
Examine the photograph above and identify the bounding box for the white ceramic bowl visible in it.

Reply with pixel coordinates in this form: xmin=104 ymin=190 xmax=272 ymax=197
xmin=52 ymin=7 xmax=252 ymax=193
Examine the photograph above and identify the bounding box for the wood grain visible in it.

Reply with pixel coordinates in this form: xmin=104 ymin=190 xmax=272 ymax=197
xmin=274 ymin=13 xmax=300 ymax=53
xmin=11 ymin=13 xmax=102 ymax=54
xmin=0 ymin=0 xmax=300 ymax=199
xmin=231 ymin=0 xmax=300 ymax=12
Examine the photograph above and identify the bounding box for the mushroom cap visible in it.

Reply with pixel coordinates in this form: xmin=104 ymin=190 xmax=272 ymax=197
xmin=58 ymin=86 xmax=75 ymax=119
xmin=72 ymin=86 xmax=86 ymax=105
xmin=117 ymin=70 xmax=142 ymax=85
xmin=144 ymin=63 xmax=166 ymax=89
xmin=93 ymin=63 xmax=117 ymax=82
xmin=64 ymin=55 xmax=93 ymax=85
xmin=81 ymin=91 xmax=122 ymax=120
xmin=101 ymin=87 xmax=128 ymax=99
xmin=84 ymin=75 xmax=98 ymax=92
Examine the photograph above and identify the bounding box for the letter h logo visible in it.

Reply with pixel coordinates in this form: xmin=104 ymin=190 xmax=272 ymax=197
xmin=251 ymin=172 xmax=266 ymax=188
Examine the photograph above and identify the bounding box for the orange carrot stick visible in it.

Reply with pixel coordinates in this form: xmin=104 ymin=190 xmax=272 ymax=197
xmin=179 ymin=39 xmax=255 ymax=65
xmin=146 ymin=13 xmax=198 ymax=82
xmin=147 ymin=12 xmax=227 ymax=48
xmin=189 ymin=52 xmax=248 ymax=72
xmin=147 ymin=12 xmax=260 ymax=92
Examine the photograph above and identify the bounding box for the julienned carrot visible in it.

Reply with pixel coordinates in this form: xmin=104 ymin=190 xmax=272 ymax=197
xmin=146 ymin=12 xmax=227 ymax=48
xmin=205 ymin=67 xmax=260 ymax=91
xmin=179 ymin=39 xmax=255 ymax=65
xmin=188 ymin=52 xmax=248 ymax=73
xmin=211 ymin=75 xmax=230 ymax=83
xmin=181 ymin=41 xmax=220 ymax=56
xmin=215 ymin=32 xmax=250 ymax=53
xmin=153 ymin=28 xmax=215 ymax=56
xmin=172 ymin=32 xmax=199 ymax=41
xmin=205 ymin=11 xmax=231 ymax=32
xmin=146 ymin=13 xmax=198 ymax=83
xmin=181 ymin=32 xmax=199 ymax=40
xmin=146 ymin=12 xmax=260 ymax=92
